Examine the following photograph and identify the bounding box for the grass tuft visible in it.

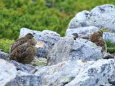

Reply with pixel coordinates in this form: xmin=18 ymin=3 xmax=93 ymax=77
xmin=106 ymin=40 xmax=115 ymax=53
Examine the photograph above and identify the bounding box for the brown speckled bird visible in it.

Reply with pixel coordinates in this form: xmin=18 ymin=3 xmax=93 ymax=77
xmin=89 ymin=30 xmax=107 ymax=52
xmin=10 ymin=38 xmax=37 ymax=64
xmin=10 ymin=33 xmax=34 ymax=53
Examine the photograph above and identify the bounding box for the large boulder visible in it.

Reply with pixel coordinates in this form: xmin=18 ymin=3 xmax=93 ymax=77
xmin=65 ymin=59 xmax=115 ymax=86
xmin=47 ymin=36 xmax=102 ymax=65
xmin=0 ymin=59 xmax=17 ymax=86
xmin=19 ymin=28 xmax=61 ymax=58
xmin=0 ymin=59 xmax=41 ymax=86
xmin=68 ymin=4 xmax=115 ymax=31
xmin=35 ymin=59 xmax=115 ymax=86
xmin=0 ymin=58 xmax=114 ymax=86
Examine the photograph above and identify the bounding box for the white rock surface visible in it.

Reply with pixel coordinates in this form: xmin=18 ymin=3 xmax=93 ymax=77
xmin=0 ymin=59 xmax=41 ymax=86
xmin=103 ymin=32 xmax=115 ymax=43
xmin=0 ymin=59 xmax=17 ymax=86
xmin=0 ymin=58 xmax=114 ymax=86
xmin=47 ymin=36 xmax=103 ymax=65
xmin=35 ymin=59 xmax=115 ymax=86
xmin=20 ymin=28 xmax=60 ymax=58
xmin=65 ymin=59 xmax=115 ymax=86
xmin=68 ymin=4 xmax=115 ymax=31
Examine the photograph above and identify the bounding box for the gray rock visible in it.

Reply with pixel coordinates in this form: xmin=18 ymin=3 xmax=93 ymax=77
xmin=0 ymin=56 xmax=114 ymax=86
xmin=108 ymin=56 xmax=115 ymax=86
xmin=5 ymin=75 xmax=41 ymax=86
xmin=10 ymin=60 xmax=36 ymax=73
xmin=19 ymin=28 xmax=41 ymax=37
xmin=65 ymin=59 xmax=115 ymax=86
xmin=103 ymin=32 xmax=115 ymax=43
xmin=68 ymin=4 xmax=115 ymax=31
xmin=0 ymin=59 xmax=17 ymax=86
xmin=20 ymin=28 xmax=60 ymax=58
xmin=66 ymin=26 xmax=100 ymax=39
xmin=0 ymin=50 xmax=9 ymax=60
xmin=0 ymin=59 xmax=41 ymax=86
xmin=35 ymin=59 xmax=114 ymax=86
xmin=47 ymin=36 xmax=102 ymax=65
xmin=69 ymin=10 xmax=90 ymax=29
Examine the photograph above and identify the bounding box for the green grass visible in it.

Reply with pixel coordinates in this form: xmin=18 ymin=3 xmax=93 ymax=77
xmin=101 ymin=28 xmax=111 ymax=32
xmin=0 ymin=39 xmax=14 ymax=53
xmin=106 ymin=40 xmax=115 ymax=53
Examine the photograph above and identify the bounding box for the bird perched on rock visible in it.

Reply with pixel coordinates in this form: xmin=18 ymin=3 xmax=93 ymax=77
xmin=10 ymin=37 xmax=37 ymax=64
xmin=72 ymin=33 xmax=79 ymax=40
xmin=89 ymin=30 xmax=107 ymax=52
xmin=10 ymin=33 xmax=34 ymax=52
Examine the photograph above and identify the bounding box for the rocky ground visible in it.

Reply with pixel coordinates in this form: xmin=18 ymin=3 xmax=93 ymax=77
xmin=0 ymin=4 xmax=115 ymax=86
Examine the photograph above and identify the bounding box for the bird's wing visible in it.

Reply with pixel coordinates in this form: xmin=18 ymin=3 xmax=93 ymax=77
xmin=10 ymin=38 xmax=27 ymax=52
xmin=21 ymin=47 xmax=33 ymax=58
xmin=10 ymin=42 xmax=20 ymax=52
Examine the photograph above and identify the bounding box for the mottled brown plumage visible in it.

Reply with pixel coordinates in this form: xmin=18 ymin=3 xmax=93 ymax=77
xmin=10 ymin=39 xmax=37 ymax=64
xmin=10 ymin=33 xmax=34 ymax=52
xmin=89 ymin=31 xmax=107 ymax=52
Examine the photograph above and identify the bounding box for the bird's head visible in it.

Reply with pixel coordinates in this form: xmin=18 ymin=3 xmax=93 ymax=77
xmin=26 ymin=33 xmax=34 ymax=39
xmin=27 ymin=38 xmax=37 ymax=46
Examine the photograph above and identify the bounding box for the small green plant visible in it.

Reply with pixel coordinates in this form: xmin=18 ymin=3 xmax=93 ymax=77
xmin=0 ymin=39 xmax=14 ymax=53
xmin=101 ymin=28 xmax=111 ymax=32
xmin=106 ymin=40 xmax=115 ymax=53
xmin=31 ymin=58 xmax=47 ymax=66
